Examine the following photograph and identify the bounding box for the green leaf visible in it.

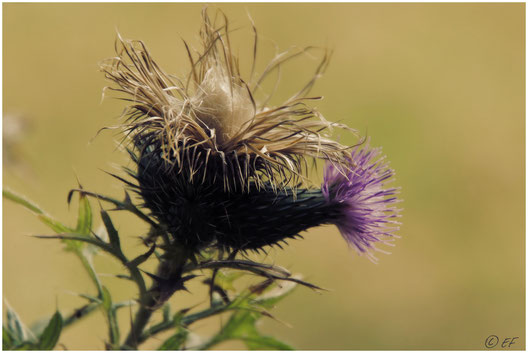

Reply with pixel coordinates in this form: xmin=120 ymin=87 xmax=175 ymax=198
xmin=6 ymin=305 xmax=31 ymax=344
xmin=3 ymin=189 xmax=43 ymax=214
xmin=38 ymin=215 xmax=72 ymax=234
xmin=127 ymin=244 xmax=156 ymax=268
xmin=3 ymin=189 xmax=91 ymax=255
xmin=29 ymin=317 xmax=53 ymax=338
xmin=219 ymin=309 xmax=259 ymax=340
xmin=101 ymin=287 xmax=120 ymax=348
xmin=214 ymin=270 xmax=245 ymax=291
xmin=179 ymin=303 xmax=225 ymax=328
xmin=3 ymin=327 xmax=15 ymax=350
xmin=162 ymin=304 xmax=171 ymax=322
xmin=37 ymin=311 xmax=63 ymax=350
xmin=3 ymin=189 xmax=73 ymax=234
xmin=100 ymin=209 xmax=121 ymax=251
xmin=75 ymin=194 xmax=92 ymax=235
xmin=173 ymin=309 xmax=187 ymax=325
xmin=254 ymin=280 xmax=298 ymax=309
xmin=101 ymin=287 xmax=112 ymax=312
xmin=77 ymin=254 xmax=104 ymax=297
xmin=243 ymin=335 xmax=293 ymax=350
xmin=219 ymin=310 xmax=293 ymax=350
xmin=5 ymin=188 xmax=108 ymax=303
xmin=33 ymin=233 xmax=125 ymax=262
xmin=157 ymin=330 xmax=188 ymax=350
xmin=68 ymin=188 xmax=159 ymax=228
xmin=13 ymin=342 xmax=38 ymax=350
xmin=201 ymin=281 xmax=298 ymax=350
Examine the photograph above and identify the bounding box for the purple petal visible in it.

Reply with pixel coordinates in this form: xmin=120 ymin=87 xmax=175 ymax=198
xmin=322 ymin=141 xmax=402 ymax=261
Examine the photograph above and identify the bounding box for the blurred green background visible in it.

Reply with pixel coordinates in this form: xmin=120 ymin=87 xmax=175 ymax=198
xmin=3 ymin=3 xmax=525 ymax=350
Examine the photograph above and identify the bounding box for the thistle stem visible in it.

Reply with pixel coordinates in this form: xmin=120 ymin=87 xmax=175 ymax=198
xmin=122 ymin=294 xmax=157 ymax=349
xmin=122 ymin=250 xmax=190 ymax=349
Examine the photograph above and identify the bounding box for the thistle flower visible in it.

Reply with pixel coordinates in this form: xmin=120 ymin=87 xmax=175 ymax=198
xmin=101 ymin=9 xmax=401 ymax=256
xmin=322 ymin=141 xmax=402 ymax=261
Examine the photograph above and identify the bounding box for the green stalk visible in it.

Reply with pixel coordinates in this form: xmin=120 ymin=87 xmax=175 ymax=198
xmin=75 ymin=249 xmax=103 ymax=297
xmin=138 ymin=303 xmax=228 ymax=344
xmin=62 ymin=302 xmax=100 ymax=328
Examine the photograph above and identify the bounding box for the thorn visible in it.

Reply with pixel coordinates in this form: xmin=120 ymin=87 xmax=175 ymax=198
xmin=140 ymin=269 xmax=163 ymax=283
xmin=74 ymin=172 xmax=83 ymax=190
xmin=123 ymin=190 xmax=133 ymax=205
xmin=92 ymin=231 xmax=104 ymax=242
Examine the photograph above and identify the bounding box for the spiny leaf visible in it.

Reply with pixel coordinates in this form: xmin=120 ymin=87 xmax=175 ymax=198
xmin=5 ymin=188 xmax=107 ymax=302
xmin=243 ymin=335 xmax=293 ymax=350
xmin=101 ymin=287 xmax=112 ymax=312
xmin=100 ymin=209 xmax=121 ymax=251
xmin=202 ymin=280 xmax=297 ymax=350
xmin=3 ymin=189 xmax=72 ymax=234
xmin=37 ymin=311 xmax=63 ymax=350
xmin=33 ymin=233 xmax=125 ymax=262
xmin=114 ymin=300 xmax=136 ymax=311
xmin=3 ymin=189 xmax=43 ymax=214
xmin=68 ymin=188 xmax=159 ymax=228
xmin=3 ymin=327 xmax=15 ymax=350
xmin=209 ymin=308 xmax=294 ymax=350
xmin=200 ymin=259 xmax=291 ymax=276
xmin=12 ymin=342 xmax=37 ymax=350
xmin=101 ymin=287 xmax=120 ymax=348
xmin=157 ymin=330 xmax=188 ymax=350
xmin=38 ymin=215 xmax=72 ymax=234
xmin=127 ymin=244 xmax=156 ymax=268
xmin=172 ymin=308 xmax=190 ymax=327
xmin=77 ymin=293 xmax=102 ymax=303
xmin=115 ymin=274 xmax=133 ymax=281
xmin=254 ymin=279 xmax=298 ymax=309
xmin=75 ymin=194 xmax=92 ymax=235
xmin=3 ymin=189 xmax=84 ymax=254
xmin=213 ymin=270 xmax=245 ymax=291
xmin=162 ymin=304 xmax=171 ymax=322
xmin=6 ymin=305 xmax=31 ymax=344
xmin=123 ymin=190 xmax=133 ymax=206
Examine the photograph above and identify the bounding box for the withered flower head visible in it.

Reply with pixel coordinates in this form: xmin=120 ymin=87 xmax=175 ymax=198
xmin=101 ymin=10 xmax=401 ymax=257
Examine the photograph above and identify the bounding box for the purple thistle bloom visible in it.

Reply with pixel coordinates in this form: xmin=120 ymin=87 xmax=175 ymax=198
xmin=322 ymin=141 xmax=402 ymax=261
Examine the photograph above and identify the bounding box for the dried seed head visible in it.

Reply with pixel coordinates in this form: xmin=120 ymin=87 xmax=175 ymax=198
xmin=101 ymin=9 xmax=355 ymax=193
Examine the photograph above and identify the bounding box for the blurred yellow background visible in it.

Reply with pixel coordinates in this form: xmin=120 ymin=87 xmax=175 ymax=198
xmin=3 ymin=3 xmax=525 ymax=350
